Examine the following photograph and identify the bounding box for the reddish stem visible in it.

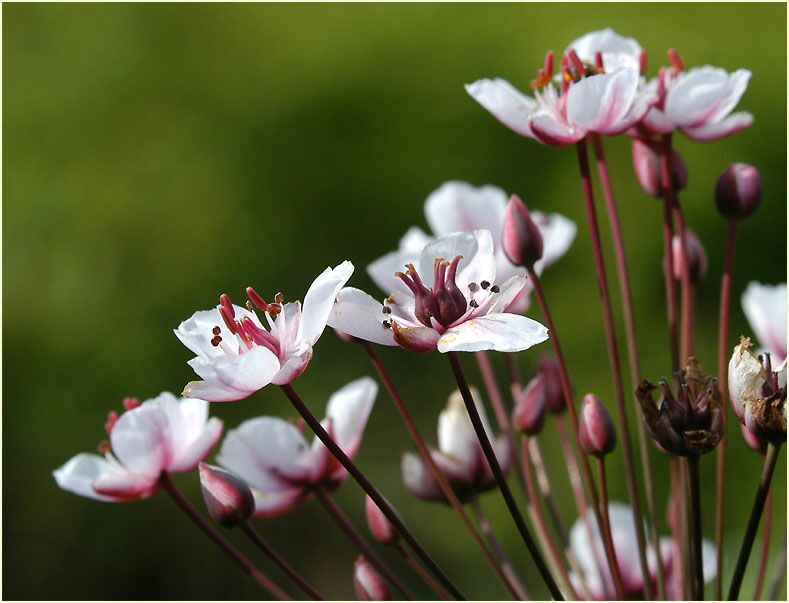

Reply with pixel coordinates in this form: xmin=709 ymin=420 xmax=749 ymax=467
xmin=753 ymin=489 xmax=774 ymax=600
xmin=597 ymin=457 xmax=625 ymax=599
xmin=395 ymin=544 xmax=452 ymax=601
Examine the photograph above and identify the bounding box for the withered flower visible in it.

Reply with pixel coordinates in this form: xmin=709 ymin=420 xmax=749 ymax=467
xmin=637 ymin=357 xmax=723 ymax=456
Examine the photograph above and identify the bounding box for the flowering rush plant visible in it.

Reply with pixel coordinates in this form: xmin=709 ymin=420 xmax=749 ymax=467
xmin=55 ymin=28 xmax=785 ymax=601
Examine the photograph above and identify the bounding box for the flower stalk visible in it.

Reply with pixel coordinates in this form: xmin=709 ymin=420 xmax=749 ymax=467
xmin=687 ymin=455 xmax=704 ymax=600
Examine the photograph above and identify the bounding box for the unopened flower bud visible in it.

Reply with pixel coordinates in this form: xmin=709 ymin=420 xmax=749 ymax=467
xmin=632 ymin=138 xmax=688 ymax=198
xmin=512 ymin=374 xmax=547 ymax=435
xmin=740 ymin=423 xmax=767 ymax=454
xmin=198 ymin=462 xmax=255 ymax=528
xmin=715 ymin=163 xmax=762 ymax=220
xmin=538 ymin=355 xmax=567 ymax=414
xmin=579 ymin=394 xmax=617 ymax=457
xmin=353 ymin=556 xmax=391 ymax=600
xmin=502 ymin=194 xmax=544 ymax=267
xmin=365 ymin=495 xmax=398 ymax=546
xmin=671 ymin=229 xmax=708 ymax=284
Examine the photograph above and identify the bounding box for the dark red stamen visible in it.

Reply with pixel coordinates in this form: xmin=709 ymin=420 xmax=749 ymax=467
xmin=668 ymin=48 xmax=684 ymax=72
xmin=219 ymin=304 xmax=237 ymax=334
xmin=246 ymin=286 xmax=268 ymax=311
xmin=567 ymin=49 xmax=585 ymax=77
xmin=594 ymin=51 xmax=604 ymax=71
xmin=639 ymin=50 xmax=648 ymax=75
xmin=543 ymin=50 xmax=554 ymax=78
xmin=122 ymin=397 xmax=141 ymax=411
xmin=104 ymin=411 xmax=119 ymax=436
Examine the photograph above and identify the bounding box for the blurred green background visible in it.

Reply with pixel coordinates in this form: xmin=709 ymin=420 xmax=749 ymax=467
xmin=4 ymin=3 xmax=786 ymax=600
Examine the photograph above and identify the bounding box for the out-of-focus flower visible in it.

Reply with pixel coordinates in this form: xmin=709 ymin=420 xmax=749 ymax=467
xmin=175 ymin=262 xmax=354 ymax=401
xmin=401 ymin=387 xmax=511 ymax=504
xmin=537 ymin=354 xmax=568 ymax=414
xmin=742 ymin=282 xmax=787 ymax=365
xmin=199 ymin=462 xmax=255 ymax=528
xmin=632 ymin=137 xmax=688 ymax=198
xmin=637 ymin=357 xmax=723 ymax=456
xmin=566 ymin=28 xmax=643 ymax=72
xmin=329 ymin=229 xmax=548 ymax=353
xmin=365 ymin=495 xmax=399 ymax=546
xmin=638 ymin=52 xmax=752 ymax=141
xmin=354 ymin=556 xmax=391 ymax=600
xmin=466 ymin=44 xmax=655 ymax=146
xmin=728 ymin=337 xmax=786 ymax=445
xmin=715 ymin=162 xmax=762 ymax=220
xmin=217 ymin=377 xmax=377 ymax=517
xmin=670 ymin=229 xmax=708 ymax=284
xmin=54 ymin=393 xmax=222 ymax=502
xmin=578 ymin=394 xmax=617 ymax=457
xmin=366 ymin=181 xmax=576 ymax=314
xmin=512 ymin=373 xmax=547 ymax=435
xmin=569 ymin=501 xmax=716 ymax=599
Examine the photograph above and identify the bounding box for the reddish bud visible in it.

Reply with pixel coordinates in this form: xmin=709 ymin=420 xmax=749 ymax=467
xmin=198 ymin=462 xmax=255 ymax=528
xmin=502 ymin=194 xmax=544 ymax=268
xmin=579 ymin=394 xmax=617 ymax=457
xmin=353 ymin=556 xmax=391 ymax=600
xmin=537 ymin=355 xmax=567 ymax=414
xmin=512 ymin=374 xmax=547 ymax=435
xmin=632 ymin=138 xmax=688 ymax=198
xmin=365 ymin=496 xmax=398 ymax=546
xmin=715 ymin=162 xmax=762 ymax=221
xmin=671 ymin=229 xmax=708 ymax=284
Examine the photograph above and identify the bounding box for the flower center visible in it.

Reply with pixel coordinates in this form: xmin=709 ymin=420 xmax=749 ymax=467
xmin=216 ymin=290 xmax=283 ymax=358
xmin=396 ymin=256 xmax=468 ymax=328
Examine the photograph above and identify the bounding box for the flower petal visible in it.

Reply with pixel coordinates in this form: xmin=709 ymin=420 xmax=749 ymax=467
xmin=168 ymin=417 xmax=223 ymax=473
xmin=175 ymin=305 xmax=257 ymax=359
xmin=391 ymin=321 xmax=441 ymax=353
xmin=92 ymin=466 xmax=159 ymax=501
xmin=438 ymin=390 xmax=481 ymax=471
xmin=401 ymin=452 xmax=444 ymax=501
xmin=682 ymin=112 xmax=753 ymax=142
xmin=438 ymin=313 xmax=548 ymax=353
xmin=109 ymin=402 xmax=170 ymax=478
xmin=301 ymin=260 xmax=355 ymax=346
xmin=424 ymin=181 xmax=508 ymax=241
xmin=532 ymin=211 xmax=578 ymax=272
xmin=53 ymin=453 xmax=147 ymax=502
xmin=250 ymin=486 xmax=306 ymax=518
xmin=567 ymin=28 xmax=642 ymax=72
xmin=185 ymin=345 xmax=281 ymax=402
xmin=417 ymin=229 xmax=496 ymax=295
xmin=328 ymin=287 xmax=399 ymax=346
xmin=323 ymin=377 xmax=377 ymax=458
xmin=465 ymin=78 xmax=538 ymax=138
xmin=742 ymin=282 xmax=787 ymax=364
xmin=566 ymin=68 xmax=639 ymax=133
xmin=367 ymin=227 xmax=431 ymax=295
xmin=529 ymin=112 xmax=582 ymax=146
xmin=665 ymin=67 xmax=751 ymax=128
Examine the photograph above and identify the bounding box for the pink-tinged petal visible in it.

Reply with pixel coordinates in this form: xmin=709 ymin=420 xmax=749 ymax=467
xmin=168 ymin=417 xmax=223 ymax=473
xmin=502 ymin=286 xmax=533 ymax=314
xmin=323 ymin=377 xmax=377 ymax=458
xmin=424 ymin=181 xmax=508 ymax=240
xmin=185 ymin=345 xmax=281 ymax=402
xmin=109 ymin=403 xmax=170 ymax=478
xmin=486 ymin=275 xmax=529 ymax=315
xmin=532 ymin=211 xmax=577 ymax=271
xmin=606 ymin=502 xmax=648 ymax=592
xmin=567 ymin=28 xmax=642 ymax=72
xmin=175 ymin=305 xmax=258 ymax=359
xmin=682 ymin=112 xmax=753 ymax=141
xmin=416 ymin=230 xmax=496 ymax=295
xmin=529 ymin=112 xmax=583 ymax=146
xmin=665 ymin=67 xmax=751 ymax=128
xmin=54 ymin=453 xmax=139 ymax=502
xmin=391 ymin=321 xmax=440 ymax=353
xmin=270 ymin=301 xmax=304 ymax=355
xmin=218 ymin=417 xmax=312 ymax=491
xmin=566 ymin=68 xmax=639 ymax=133
xmin=92 ymin=467 xmax=159 ymax=501
xmin=250 ymin=486 xmax=306 ymax=518
xmin=301 ymin=261 xmax=355 ymax=346
xmin=354 ymin=556 xmax=392 ymax=601
xmin=328 ymin=287 xmax=399 ymax=347
xmin=367 ymin=227 xmax=431 ymax=295
xmin=438 ymin=313 xmax=548 ymax=353
xmin=639 ymin=106 xmax=675 ymax=135
xmin=149 ymin=394 xmax=211 ymax=468
xmin=271 ymin=348 xmax=313 ymax=385
xmin=437 ymin=390 xmax=481 ymax=471
xmin=742 ymin=282 xmax=787 ymax=364
xmin=607 ymin=87 xmax=659 ymax=135
xmin=465 ymin=78 xmax=538 ymax=138
xmin=401 ymin=452 xmax=444 ymax=501
xmin=569 ymin=507 xmax=607 ymax=598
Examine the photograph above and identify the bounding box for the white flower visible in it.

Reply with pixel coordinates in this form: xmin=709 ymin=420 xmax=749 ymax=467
xmin=217 ymin=377 xmax=377 ymax=517
xmin=401 ymin=387 xmax=511 ymax=503
xmin=742 ymin=281 xmax=787 ymax=365
xmin=54 ymin=393 xmax=222 ymax=502
xmin=329 ymin=229 xmax=548 ymax=353
xmin=367 ymin=182 xmax=576 ymax=314
xmin=175 ymin=261 xmax=354 ymax=401
xmin=566 ymin=28 xmax=643 ymax=72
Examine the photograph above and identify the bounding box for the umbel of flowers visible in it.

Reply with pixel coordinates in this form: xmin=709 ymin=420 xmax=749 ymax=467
xmin=53 ymin=26 xmax=786 ymax=603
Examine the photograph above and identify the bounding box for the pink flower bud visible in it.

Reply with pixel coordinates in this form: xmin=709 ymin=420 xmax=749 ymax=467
xmin=353 ymin=556 xmax=391 ymax=600
xmin=740 ymin=423 xmax=767 ymax=454
xmin=671 ymin=229 xmax=708 ymax=284
xmin=502 ymin=194 xmax=544 ymax=267
xmin=715 ymin=162 xmax=762 ymax=220
xmin=365 ymin=495 xmax=398 ymax=546
xmin=512 ymin=374 xmax=547 ymax=435
xmin=198 ymin=462 xmax=255 ymax=528
xmin=579 ymin=394 xmax=617 ymax=457
xmin=538 ymin=355 xmax=567 ymax=414
xmin=632 ymin=138 xmax=688 ymax=198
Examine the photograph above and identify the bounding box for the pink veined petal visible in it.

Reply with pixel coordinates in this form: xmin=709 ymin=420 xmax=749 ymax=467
xmin=742 ymin=282 xmax=788 ymax=364
xmin=218 ymin=417 xmax=312 ymax=491
xmin=327 ymin=287 xmax=399 ymax=346
xmin=485 ymin=275 xmax=529 ymax=315
xmin=424 ymin=181 xmax=508 ymax=240
xmin=301 ymin=260 xmax=355 ymax=346
xmin=323 ymin=377 xmax=377 ymax=458
xmin=529 ymin=112 xmax=584 ymax=146
xmin=250 ymin=485 xmax=306 ymax=518
xmin=185 ymin=345 xmax=281 ymax=402
xmin=604 ymin=87 xmax=659 ymax=135
xmin=53 ymin=453 xmax=138 ymax=502
xmin=182 ymin=379 xmax=248 ymax=403
xmin=566 ymin=68 xmax=639 ymax=133
xmin=168 ymin=417 xmax=223 ymax=473
xmin=367 ymin=227 xmax=431 ymax=295
xmin=109 ymin=402 xmax=170 ymax=478
xmin=465 ymin=78 xmax=539 ymax=138
xmin=639 ymin=105 xmax=676 ymax=136
xmin=682 ymin=111 xmax=753 ymax=142
xmin=92 ymin=466 xmax=159 ymax=501
xmin=148 ymin=393 xmax=207 ymax=467
xmin=271 ymin=348 xmax=313 ymax=385
xmin=503 ymin=286 xmax=533 ymax=314
xmin=437 ymin=313 xmax=549 ymax=353
xmin=665 ymin=67 xmax=751 ymax=128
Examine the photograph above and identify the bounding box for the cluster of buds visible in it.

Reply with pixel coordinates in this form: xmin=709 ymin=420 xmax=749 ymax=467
xmin=728 ymin=337 xmax=786 ymax=445
xmin=637 ymin=357 xmax=724 ymax=456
